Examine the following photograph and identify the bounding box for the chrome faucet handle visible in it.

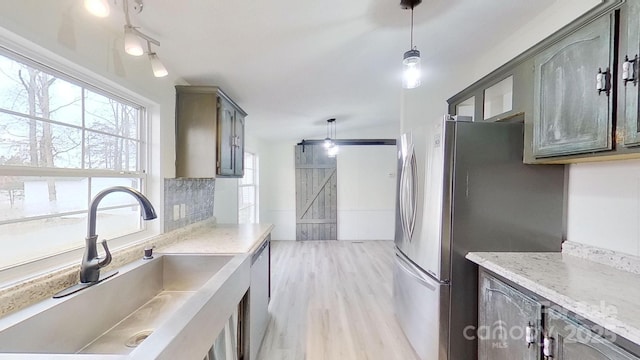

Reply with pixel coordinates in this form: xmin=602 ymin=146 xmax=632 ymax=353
xmin=98 ymin=239 xmax=112 ymax=268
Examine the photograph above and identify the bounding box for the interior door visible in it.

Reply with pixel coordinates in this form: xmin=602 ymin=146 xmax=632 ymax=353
xmin=295 ymin=144 xmax=337 ymax=240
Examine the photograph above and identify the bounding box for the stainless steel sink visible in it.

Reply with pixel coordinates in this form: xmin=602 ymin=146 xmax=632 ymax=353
xmin=0 ymin=253 xmax=251 ymax=359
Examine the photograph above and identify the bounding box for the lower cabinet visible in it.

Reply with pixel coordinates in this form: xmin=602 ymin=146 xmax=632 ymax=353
xmin=478 ymin=272 xmax=542 ymax=360
xmin=204 ymin=308 xmax=240 ymax=360
xmin=248 ymin=238 xmax=271 ymax=360
xmin=478 ymin=270 xmax=640 ymax=360
xmin=546 ymin=309 xmax=639 ymax=360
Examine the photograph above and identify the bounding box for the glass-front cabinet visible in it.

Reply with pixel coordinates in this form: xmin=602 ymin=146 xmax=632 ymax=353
xmin=484 ymin=76 xmax=514 ymax=121
xmin=455 ymin=96 xmax=476 ymax=121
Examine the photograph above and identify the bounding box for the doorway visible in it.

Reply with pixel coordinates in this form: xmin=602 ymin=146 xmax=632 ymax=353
xmin=295 ymin=144 xmax=337 ymax=240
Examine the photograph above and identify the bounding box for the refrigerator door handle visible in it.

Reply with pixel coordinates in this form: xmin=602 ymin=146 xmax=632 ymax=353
xmin=396 ymin=253 xmax=436 ymax=291
xmin=399 ymin=144 xmax=412 ymax=241
xmin=407 ymin=147 xmax=418 ymax=239
xmin=399 ymin=144 xmax=417 ymax=241
xmin=399 ymin=152 xmax=409 ymax=239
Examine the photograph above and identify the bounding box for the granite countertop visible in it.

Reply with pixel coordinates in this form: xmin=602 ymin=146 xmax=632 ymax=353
xmin=160 ymin=223 xmax=274 ymax=254
xmin=467 ymin=244 xmax=640 ymax=345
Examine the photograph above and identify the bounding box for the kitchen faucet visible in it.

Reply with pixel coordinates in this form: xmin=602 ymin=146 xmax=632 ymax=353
xmin=80 ymin=186 xmax=157 ymax=283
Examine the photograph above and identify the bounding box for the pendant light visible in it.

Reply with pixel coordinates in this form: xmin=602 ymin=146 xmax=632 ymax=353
xmin=324 ymin=118 xmax=334 ymax=149
xmin=401 ymin=0 xmax=422 ymax=89
xmin=326 ymin=118 xmax=339 ymax=158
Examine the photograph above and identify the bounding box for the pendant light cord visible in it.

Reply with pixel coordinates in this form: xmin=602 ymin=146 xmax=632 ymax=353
xmin=410 ymin=6 xmax=414 ymax=50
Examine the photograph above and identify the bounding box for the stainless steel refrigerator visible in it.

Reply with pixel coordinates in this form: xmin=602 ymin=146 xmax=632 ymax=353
xmin=393 ymin=115 xmax=565 ymax=360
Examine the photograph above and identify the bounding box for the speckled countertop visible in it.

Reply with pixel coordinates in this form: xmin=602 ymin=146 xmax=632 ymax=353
xmin=0 ymin=220 xmax=273 ymax=318
xmin=467 ymin=242 xmax=640 ymax=345
xmin=159 ymin=223 xmax=273 ymax=254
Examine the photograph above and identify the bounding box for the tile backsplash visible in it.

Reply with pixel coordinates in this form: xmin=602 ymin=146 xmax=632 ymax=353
xmin=164 ymin=178 xmax=215 ymax=232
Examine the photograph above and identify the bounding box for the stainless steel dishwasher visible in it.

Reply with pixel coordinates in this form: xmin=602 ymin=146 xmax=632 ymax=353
xmin=249 ymin=237 xmax=270 ymax=360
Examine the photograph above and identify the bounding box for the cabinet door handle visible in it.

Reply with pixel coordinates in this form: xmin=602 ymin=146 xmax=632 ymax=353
xmin=525 ymin=322 xmax=536 ymax=348
xmin=596 ymin=67 xmax=610 ymax=96
xmin=543 ymin=334 xmax=554 ymax=358
xmin=623 ymin=55 xmax=638 ymax=86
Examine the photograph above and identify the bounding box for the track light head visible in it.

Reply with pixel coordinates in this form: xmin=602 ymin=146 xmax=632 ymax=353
xmin=149 ymin=53 xmax=168 ymax=77
xmin=84 ymin=0 xmax=111 ymax=17
xmin=124 ymin=25 xmax=144 ymax=56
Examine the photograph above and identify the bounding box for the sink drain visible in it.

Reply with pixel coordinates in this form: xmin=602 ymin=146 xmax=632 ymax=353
xmin=125 ymin=330 xmax=154 ymax=348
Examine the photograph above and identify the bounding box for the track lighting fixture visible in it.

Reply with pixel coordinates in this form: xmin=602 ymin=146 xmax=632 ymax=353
xmin=84 ymin=0 xmax=168 ymax=78
xmin=401 ymin=0 xmax=422 ymax=89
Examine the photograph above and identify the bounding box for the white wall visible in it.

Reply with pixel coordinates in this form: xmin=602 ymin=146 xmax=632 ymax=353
xmin=337 ymin=146 xmax=397 ymax=241
xmin=567 ymin=160 xmax=640 ymax=255
xmin=261 ymin=142 xmax=297 ymax=240
xmin=213 ymin=178 xmax=239 ymax=224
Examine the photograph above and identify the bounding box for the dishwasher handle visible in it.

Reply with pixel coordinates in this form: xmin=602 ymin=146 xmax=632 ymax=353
xmin=252 ymin=239 xmax=269 ymax=264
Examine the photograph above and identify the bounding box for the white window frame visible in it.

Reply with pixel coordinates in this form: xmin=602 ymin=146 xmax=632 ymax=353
xmin=238 ymin=152 xmax=258 ymax=224
xmin=0 ymin=37 xmax=159 ymax=284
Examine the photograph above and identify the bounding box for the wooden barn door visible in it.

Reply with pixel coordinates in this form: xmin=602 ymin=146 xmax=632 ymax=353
xmin=295 ymin=144 xmax=337 ymax=240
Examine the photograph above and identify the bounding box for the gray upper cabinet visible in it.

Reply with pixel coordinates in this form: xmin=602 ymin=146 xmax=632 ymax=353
xmin=478 ymin=271 xmax=542 ymax=360
xmin=447 ymin=0 xmax=640 ymax=164
xmin=175 ymin=86 xmax=247 ymax=178
xmin=545 ymin=308 xmax=640 ymax=360
xmin=622 ymin=0 xmax=640 ymax=146
xmin=217 ymin=96 xmax=245 ymax=178
xmin=532 ymin=14 xmax=615 ymax=158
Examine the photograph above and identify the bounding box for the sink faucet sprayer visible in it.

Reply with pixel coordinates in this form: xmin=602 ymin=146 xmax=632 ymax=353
xmin=80 ymin=186 xmax=157 ymax=283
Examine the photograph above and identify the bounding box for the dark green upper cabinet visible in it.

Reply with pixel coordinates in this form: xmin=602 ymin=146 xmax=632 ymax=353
xmin=447 ymin=0 xmax=640 ymax=164
xmin=532 ymin=14 xmax=615 ymax=158
xmin=623 ymin=0 xmax=640 ymax=146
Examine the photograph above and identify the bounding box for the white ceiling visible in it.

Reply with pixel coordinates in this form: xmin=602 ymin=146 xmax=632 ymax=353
xmin=127 ymin=0 xmax=558 ymax=141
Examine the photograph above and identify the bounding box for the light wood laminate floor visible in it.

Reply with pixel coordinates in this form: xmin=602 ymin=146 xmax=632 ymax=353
xmin=257 ymin=240 xmax=419 ymax=360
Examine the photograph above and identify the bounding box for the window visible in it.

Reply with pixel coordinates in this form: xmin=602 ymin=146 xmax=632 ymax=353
xmin=238 ymin=152 xmax=258 ymax=224
xmin=0 ymin=47 xmax=148 ymax=270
